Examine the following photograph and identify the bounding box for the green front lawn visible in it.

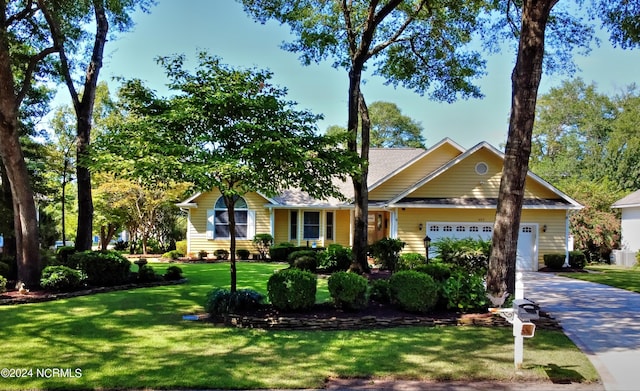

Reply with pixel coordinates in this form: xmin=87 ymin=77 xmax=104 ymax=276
xmin=560 ymin=264 xmax=640 ymax=293
xmin=0 ymin=262 xmax=598 ymax=390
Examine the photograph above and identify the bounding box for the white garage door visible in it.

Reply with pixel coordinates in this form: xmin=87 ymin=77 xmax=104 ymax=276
xmin=426 ymin=222 xmax=538 ymax=271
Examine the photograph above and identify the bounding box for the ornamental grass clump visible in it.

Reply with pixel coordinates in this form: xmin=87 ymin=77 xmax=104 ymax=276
xmin=327 ymin=271 xmax=368 ymax=310
xmin=389 ymin=270 xmax=439 ymax=313
xmin=267 ymin=268 xmax=316 ymax=311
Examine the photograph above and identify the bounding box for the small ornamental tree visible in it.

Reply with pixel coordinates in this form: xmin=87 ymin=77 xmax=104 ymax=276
xmin=95 ymin=52 xmax=357 ymax=292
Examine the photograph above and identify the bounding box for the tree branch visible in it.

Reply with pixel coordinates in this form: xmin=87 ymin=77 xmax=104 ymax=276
xmin=340 ymin=0 xmax=358 ymax=59
xmin=368 ymin=0 xmax=428 ymax=58
xmin=6 ymin=0 xmax=38 ymax=26
xmin=16 ymin=46 xmax=57 ymax=106
xmin=36 ymin=0 xmax=80 ymax=111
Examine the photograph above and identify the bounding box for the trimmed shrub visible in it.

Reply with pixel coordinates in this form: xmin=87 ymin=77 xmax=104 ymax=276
xmin=70 ymin=250 xmax=131 ymax=287
xmin=544 ymin=253 xmax=565 ymax=269
xmin=269 ymin=243 xmax=295 ymax=262
xmin=398 ymin=252 xmax=427 ymax=270
xmin=287 ymin=249 xmax=316 ymax=266
xmin=40 ymin=266 xmax=83 ymax=292
xmin=389 ymin=270 xmax=439 ymax=313
xmin=369 ymin=238 xmax=406 ymax=272
xmin=415 ymin=262 xmax=452 ymax=282
xmin=175 ymin=240 xmax=187 ymax=256
xmin=368 ymin=279 xmax=391 ymax=304
xmin=204 ymin=287 xmax=264 ymax=320
xmin=236 ymin=249 xmax=251 ymax=260
xmin=0 ymin=275 xmax=7 ymax=293
xmin=205 ymin=287 xmax=231 ymax=319
xmin=293 ymin=255 xmax=317 ymax=272
xmin=215 ymin=249 xmax=229 ymax=260
xmin=327 ymin=271 xmax=368 ymax=310
xmin=162 ymin=250 xmax=182 ymax=260
xmin=55 ymin=246 xmax=77 ymax=267
xmin=267 ymin=268 xmax=317 ymax=311
xmin=137 ymin=265 xmax=162 ymax=283
xmin=442 ymin=271 xmax=488 ymax=312
xmin=569 ymin=251 xmax=587 ymax=269
xmin=164 ymin=265 xmax=184 ymax=281
xmin=318 ymin=244 xmax=352 ymax=272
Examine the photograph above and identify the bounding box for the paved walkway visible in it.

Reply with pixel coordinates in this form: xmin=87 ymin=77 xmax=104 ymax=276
xmin=524 ymin=272 xmax=640 ymax=391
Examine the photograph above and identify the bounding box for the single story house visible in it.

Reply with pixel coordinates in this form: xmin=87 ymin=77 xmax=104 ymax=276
xmin=177 ymin=138 xmax=582 ymax=271
xmin=611 ymin=190 xmax=640 ymax=266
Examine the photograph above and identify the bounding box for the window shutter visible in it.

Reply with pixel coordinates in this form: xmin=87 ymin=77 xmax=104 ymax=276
xmin=247 ymin=210 xmax=256 ymax=239
xmin=206 ymin=209 xmax=215 ymax=239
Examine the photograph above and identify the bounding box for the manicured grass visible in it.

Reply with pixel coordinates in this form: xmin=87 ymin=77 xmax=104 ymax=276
xmin=0 ymin=262 xmax=598 ymax=390
xmin=559 ymin=264 xmax=640 ymax=293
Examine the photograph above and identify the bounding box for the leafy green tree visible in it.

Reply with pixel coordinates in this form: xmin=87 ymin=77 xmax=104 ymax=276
xmin=241 ymin=0 xmax=489 ymax=271
xmin=37 ymin=0 xmax=155 ymax=251
xmin=96 ymin=53 xmax=356 ymax=291
xmin=327 ymin=101 xmax=426 ymax=148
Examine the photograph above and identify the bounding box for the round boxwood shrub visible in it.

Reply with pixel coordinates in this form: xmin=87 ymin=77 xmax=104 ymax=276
xmin=318 ymin=244 xmax=352 ymax=272
xmin=543 ymin=253 xmax=565 ymax=269
xmin=267 ymin=268 xmax=317 ymax=311
xmin=328 ymin=271 xmax=368 ymax=310
xmin=293 ymin=255 xmax=318 ymax=272
xmin=388 ymin=270 xmax=439 ymax=313
xmin=137 ymin=265 xmax=162 ymax=283
xmin=40 ymin=265 xmax=84 ymax=292
xmin=569 ymin=251 xmax=587 ymax=269
xmin=288 ymin=250 xmax=317 ymax=266
xmin=414 ymin=262 xmax=452 ymax=282
xmin=164 ymin=265 xmax=184 ymax=281
xmin=70 ymin=250 xmax=131 ymax=287
xmin=205 ymin=287 xmax=264 ymax=320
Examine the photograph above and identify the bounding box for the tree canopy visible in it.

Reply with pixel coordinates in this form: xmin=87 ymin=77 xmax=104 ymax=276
xmin=95 ymin=52 xmax=357 ymax=290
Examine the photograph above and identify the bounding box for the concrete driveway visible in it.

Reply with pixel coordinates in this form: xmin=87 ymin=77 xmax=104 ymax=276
xmin=524 ymin=272 xmax=640 ymax=391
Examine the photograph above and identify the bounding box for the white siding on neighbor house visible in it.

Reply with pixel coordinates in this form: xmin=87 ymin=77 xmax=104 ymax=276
xmin=621 ymin=207 xmax=640 ymax=252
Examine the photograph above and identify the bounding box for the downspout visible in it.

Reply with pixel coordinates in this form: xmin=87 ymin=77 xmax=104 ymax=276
xmin=563 ymin=210 xmax=570 ymax=268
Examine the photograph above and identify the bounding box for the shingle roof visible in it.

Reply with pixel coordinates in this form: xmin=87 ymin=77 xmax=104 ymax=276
xmin=613 ymin=189 xmax=640 ymax=208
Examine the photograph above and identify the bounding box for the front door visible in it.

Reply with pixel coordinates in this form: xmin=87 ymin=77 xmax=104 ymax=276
xmin=368 ymin=212 xmax=388 ymax=244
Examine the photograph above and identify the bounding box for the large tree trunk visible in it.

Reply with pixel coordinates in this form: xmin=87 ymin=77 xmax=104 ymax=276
xmin=487 ymin=0 xmax=558 ymax=296
xmin=224 ymin=194 xmax=238 ymax=293
xmin=348 ymin=68 xmax=370 ymax=273
xmin=74 ymin=2 xmax=108 ymax=251
xmin=0 ymin=11 xmax=41 ymax=288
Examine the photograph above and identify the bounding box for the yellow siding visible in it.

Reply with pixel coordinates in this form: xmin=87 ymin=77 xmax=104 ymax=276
xmin=273 ymin=209 xmax=290 ymax=245
xmin=396 ymin=208 xmax=567 ymax=269
xmin=334 ymin=209 xmax=351 ymax=246
xmin=409 ymin=148 xmax=563 ymax=200
xmin=187 ymin=190 xmax=271 ymax=256
xmin=370 ymin=143 xmax=462 ymax=200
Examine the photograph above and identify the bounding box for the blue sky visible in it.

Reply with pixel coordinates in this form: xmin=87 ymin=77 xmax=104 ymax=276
xmin=69 ymin=0 xmax=640 ymax=149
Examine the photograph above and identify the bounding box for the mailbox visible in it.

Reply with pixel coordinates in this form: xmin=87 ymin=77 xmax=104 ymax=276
xmin=513 ymin=299 xmax=540 ymax=321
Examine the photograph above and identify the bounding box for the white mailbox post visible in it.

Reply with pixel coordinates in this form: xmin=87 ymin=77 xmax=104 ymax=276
xmin=489 ymin=272 xmax=539 ymax=369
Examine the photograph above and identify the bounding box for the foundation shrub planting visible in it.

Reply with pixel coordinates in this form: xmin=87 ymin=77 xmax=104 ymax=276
xmin=327 ymin=271 xmax=368 ymax=310
xmin=267 ymin=268 xmax=316 ymax=311
xmin=388 ymin=270 xmax=439 ymax=313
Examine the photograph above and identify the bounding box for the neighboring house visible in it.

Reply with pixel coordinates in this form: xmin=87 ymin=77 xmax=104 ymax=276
xmin=612 ymin=190 xmax=640 ymax=266
xmin=177 ymin=138 xmax=582 ymax=271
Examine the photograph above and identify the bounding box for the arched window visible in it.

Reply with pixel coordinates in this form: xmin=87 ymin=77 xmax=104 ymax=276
xmin=207 ymin=196 xmax=253 ymax=239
